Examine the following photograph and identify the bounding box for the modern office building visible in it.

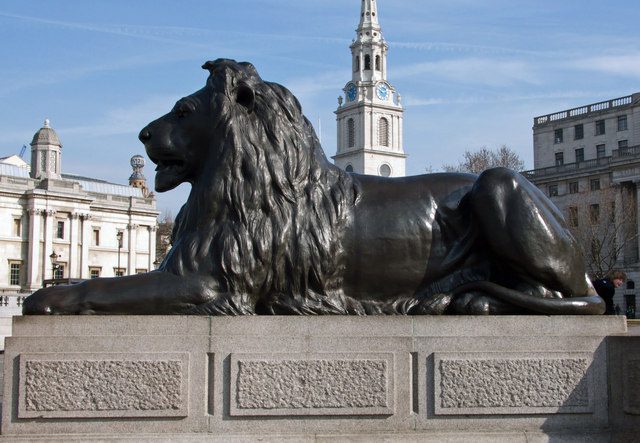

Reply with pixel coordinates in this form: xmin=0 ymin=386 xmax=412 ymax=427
xmin=0 ymin=119 xmax=159 ymax=298
xmin=333 ymin=0 xmax=406 ymax=177
xmin=525 ymin=93 xmax=640 ymax=315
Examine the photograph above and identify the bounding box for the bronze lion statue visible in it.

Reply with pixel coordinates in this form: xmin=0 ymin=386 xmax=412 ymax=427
xmin=23 ymin=59 xmax=604 ymax=315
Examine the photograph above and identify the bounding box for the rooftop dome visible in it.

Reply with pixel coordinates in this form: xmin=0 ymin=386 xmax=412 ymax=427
xmin=30 ymin=119 xmax=62 ymax=147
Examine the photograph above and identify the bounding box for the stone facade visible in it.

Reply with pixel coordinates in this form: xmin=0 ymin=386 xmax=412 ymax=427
xmin=0 ymin=120 xmax=158 ymax=296
xmin=333 ymin=0 xmax=406 ymax=177
xmin=526 ymin=94 xmax=640 ymax=315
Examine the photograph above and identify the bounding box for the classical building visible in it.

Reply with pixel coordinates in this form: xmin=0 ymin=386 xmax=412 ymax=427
xmin=525 ymin=93 xmax=640 ymax=315
xmin=0 ymin=119 xmax=158 ymax=298
xmin=333 ymin=0 xmax=406 ymax=177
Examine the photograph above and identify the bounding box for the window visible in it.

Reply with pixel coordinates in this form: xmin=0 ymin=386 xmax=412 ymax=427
xmin=610 ymin=201 xmax=616 ymax=223
xmin=555 ymin=152 xmax=564 ymax=166
xmin=574 ymin=124 xmax=584 ymax=140
xmin=9 ymin=261 xmax=21 ymax=286
xmin=554 ymin=128 xmax=563 ymax=144
xmin=345 ymin=164 xmax=354 ymax=173
xmin=89 ymin=267 xmax=101 ymax=279
xmin=378 ymin=117 xmax=389 ymax=147
xmin=347 ymin=118 xmax=355 ymax=148
xmin=548 ymin=184 xmax=558 ymax=197
xmin=568 ymin=206 xmax=578 ymax=227
xmin=375 ymin=55 xmax=381 ymax=71
xmin=618 ymin=140 xmax=628 ymax=149
xmin=618 ymin=115 xmax=628 ymax=131
xmin=379 ymin=164 xmax=392 ymax=177
xmin=596 ymin=144 xmax=606 ymax=158
xmin=93 ymin=229 xmax=100 ymax=246
xmin=50 ymin=152 xmax=57 ymax=173
xmin=136 ymin=269 xmax=147 ymax=274
xmin=595 ymin=119 xmax=605 ymax=135
xmin=364 ymin=54 xmax=371 ymax=70
xmin=590 ymin=204 xmax=600 ymax=224
xmin=13 ymin=218 xmax=21 ymax=237
xmin=56 ymin=221 xmax=64 ymax=239
xmin=114 ymin=268 xmax=125 ymax=277
xmin=569 ymin=181 xmax=579 ymax=194
xmin=591 ymin=239 xmax=601 ymax=258
xmin=590 ymin=178 xmax=601 ymax=191
xmin=54 ymin=264 xmax=64 ymax=279
xmin=575 ymin=148 xmax=584 ymax=163
xmin=40 ymin=154 xmax=46 ymax=173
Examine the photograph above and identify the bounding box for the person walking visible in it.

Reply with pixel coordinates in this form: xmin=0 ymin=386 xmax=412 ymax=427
xmin=593 ymin=271 xmax=626 ymax=315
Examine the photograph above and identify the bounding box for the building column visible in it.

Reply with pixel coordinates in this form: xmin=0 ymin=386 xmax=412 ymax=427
xmin=80 ymin=214 xmax=91 ymax=279
xmin=43 ymin=210 xmax=56 ymax=280
xmin=26 ymin=209 xmax=42 ymax=290
xmin=148 ymin=225 xmax=157 ymax=271
xmin=69 ymin=213 xmax=80 ymax=278
xmin=636 ymin=182 xmax=640 ymax=264
xmin=613 ymin=185 xmax=624 ymax=266
xmin=127 ymin=224 xmax=138 ymax=275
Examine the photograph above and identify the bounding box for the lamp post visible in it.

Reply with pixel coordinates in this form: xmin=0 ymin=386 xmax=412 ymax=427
xmin=49 ymin=251 xmax=59 ymax=280
xmin=116 ymin=231 xmax=123 ymax=276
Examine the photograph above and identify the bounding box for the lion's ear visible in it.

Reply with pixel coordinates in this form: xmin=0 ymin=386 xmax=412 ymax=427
xmin=236 ymin=83 xmax=255 ymax=114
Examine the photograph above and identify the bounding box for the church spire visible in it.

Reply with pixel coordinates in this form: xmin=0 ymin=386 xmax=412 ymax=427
xmin=351 ymin=0 xmax=387 ymax=83
xmin=357 ymin=0 xmax=382 ymax=37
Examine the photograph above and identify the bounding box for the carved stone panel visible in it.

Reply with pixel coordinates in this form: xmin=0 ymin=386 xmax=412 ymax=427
xmin=433 ymin=353 xmax=593 ymax=415
xmin=18 ymin=353 xmax=189 ymax=418
xmin=230 ymin=353 xmax=394 ymax=416
xmin=623 ymin=356 xmax=640 ymax=415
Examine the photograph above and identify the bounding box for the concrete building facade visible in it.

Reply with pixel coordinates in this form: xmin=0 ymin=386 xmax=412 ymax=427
xmin=0 ymin=120 xmax=158 ymax=299
xmin=333 ymin=0 xmax=406 ymax=177
xmin=526 ymin=93 xmax=640 ymax=315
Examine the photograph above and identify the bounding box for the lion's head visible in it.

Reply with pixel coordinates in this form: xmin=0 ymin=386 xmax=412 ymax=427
xmin=139 ymin=59 xmax=358 ymax=312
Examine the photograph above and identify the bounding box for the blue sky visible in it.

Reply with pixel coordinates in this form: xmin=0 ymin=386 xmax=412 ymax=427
xmin=1 ymin=0 xmax=639 ymax=216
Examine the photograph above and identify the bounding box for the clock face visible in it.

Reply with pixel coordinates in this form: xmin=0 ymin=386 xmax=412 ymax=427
xmin=376 ymin=83 xmax=389 ymax=100
xmin=346 ymin=83 xmax=357 ymax=102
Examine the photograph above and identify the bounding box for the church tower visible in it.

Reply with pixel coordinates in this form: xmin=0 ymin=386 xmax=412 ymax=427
xmin=333 ymin=0 xmax=406 ymax=177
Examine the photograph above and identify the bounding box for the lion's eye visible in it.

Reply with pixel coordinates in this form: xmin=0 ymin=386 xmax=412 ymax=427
xmin=175 ymin=101 xmax=196 ymax=119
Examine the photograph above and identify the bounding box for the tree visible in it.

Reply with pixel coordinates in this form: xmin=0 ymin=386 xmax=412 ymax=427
xmin=155 ymin=212 xmax=174 ymax=266
xmin=442 ymin=145 xmax=525 ymax=174
xmin=564 ymin=185 xmax=638 ymax=279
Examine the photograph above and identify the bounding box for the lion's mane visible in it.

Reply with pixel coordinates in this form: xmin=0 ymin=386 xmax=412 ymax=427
xmin=161 ymin=59 xmax=359 ymax=314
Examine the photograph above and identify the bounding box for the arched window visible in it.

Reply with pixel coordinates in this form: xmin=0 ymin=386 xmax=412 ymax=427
xmin=354 ymin=56 xmax=359 ymax=72
xmin=375 ymin=55 xmax=381 ymax=71
xmin=378 ymin=117 xmax=389 ymax=147
xmin=345 ymin=164 xmax=354 ymax=173
xmin=347 ymin=118 xmax=355 ymax=148
xmin=364 ymin=54 xmax=371 ymax=70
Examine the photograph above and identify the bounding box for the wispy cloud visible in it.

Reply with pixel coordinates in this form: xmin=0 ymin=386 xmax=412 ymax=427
xmin=395 ymin=58 xmax=541 ymax=87
xmin=60 ymin=95 xmax=180 ymax=138
xmin=388 ymin=40 xmax=550 ymax=57
xmin=569 ymin=53 xmax=640 ymax=78
xmin=403 ymin=90 xmax=610 ymax=108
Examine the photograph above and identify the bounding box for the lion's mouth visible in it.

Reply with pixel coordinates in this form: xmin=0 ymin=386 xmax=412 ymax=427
xmin=154 ymin=158 xmax=186 ymax=174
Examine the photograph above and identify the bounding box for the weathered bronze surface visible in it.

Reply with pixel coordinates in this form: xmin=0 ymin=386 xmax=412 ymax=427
xmin=23 ymin=59 xmax=604 ymax=315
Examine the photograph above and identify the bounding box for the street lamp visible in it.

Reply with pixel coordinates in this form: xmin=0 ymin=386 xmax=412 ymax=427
xmin=116 ymin=231 xmax=123 ymax=276
xmin=49 ymin=251 xmax=60 ymax=279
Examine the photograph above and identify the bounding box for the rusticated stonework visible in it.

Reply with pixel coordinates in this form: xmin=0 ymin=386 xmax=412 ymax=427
xmin=623 ymin=358 xmax=640 ymax=414
xmin=435 ymin=354 xmax=592 ymax=415
xmin=19 ymin=353 xmax=188 ymax=418
xmin=230 ymin=354 xmax=393 ymax=416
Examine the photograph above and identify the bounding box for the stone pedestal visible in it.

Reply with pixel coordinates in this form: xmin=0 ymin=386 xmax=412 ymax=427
xmin=0 ymin=316 xmax=629 ymax=440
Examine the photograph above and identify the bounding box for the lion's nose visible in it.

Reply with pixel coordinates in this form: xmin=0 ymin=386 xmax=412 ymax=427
xmin=139 ymin=128 xmax=151 ymax=142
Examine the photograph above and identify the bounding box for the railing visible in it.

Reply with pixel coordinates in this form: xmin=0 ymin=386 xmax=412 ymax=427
xmin=534 ymin=94 xmax=636 ymax=126
xmin=613 ymin=145 xmax=640 ymax=158
xmin=525 ymin=144 xmax=640 ymax=179
xmin=0 ymin=295 xmax=27 ymax=307
xmin=523 ymin=156 xmax=612 ymax=179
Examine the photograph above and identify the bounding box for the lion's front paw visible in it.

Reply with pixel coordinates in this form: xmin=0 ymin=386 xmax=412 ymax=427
xmin=22 ymin=285 xmax=84 ymax=315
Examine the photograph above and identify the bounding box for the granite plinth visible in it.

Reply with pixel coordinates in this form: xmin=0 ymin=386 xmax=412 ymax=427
xmin=0 ymin=315 xmax=628 ymax=439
